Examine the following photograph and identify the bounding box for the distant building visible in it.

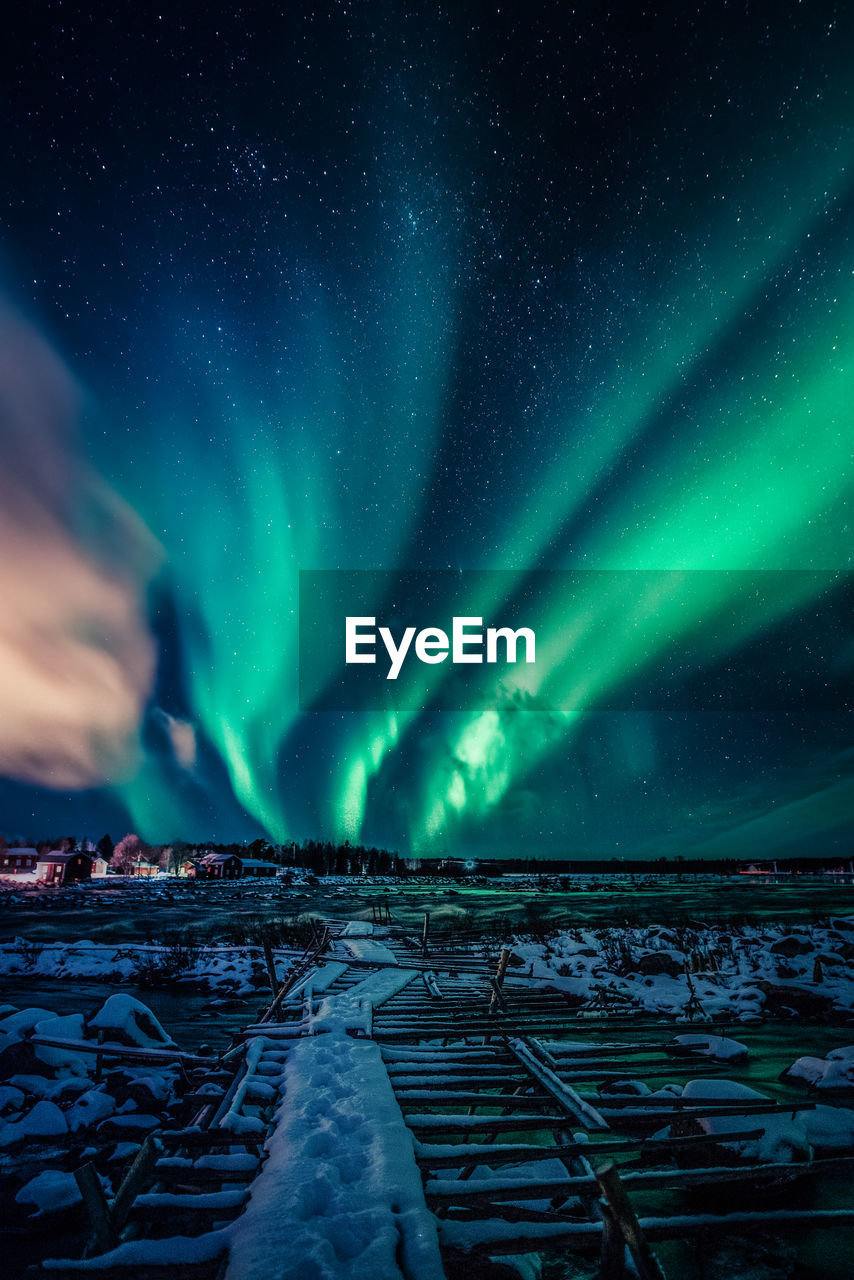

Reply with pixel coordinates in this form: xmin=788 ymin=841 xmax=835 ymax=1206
xmin=0 ymin=847 xmax=39 ymax=876
xmin=197 ymin=852 xmax=243 ymax=880
xmin=37 ymin=850 xmax=92 ymax=887
xmin=240 ymin=858 xmax=280 ymax=878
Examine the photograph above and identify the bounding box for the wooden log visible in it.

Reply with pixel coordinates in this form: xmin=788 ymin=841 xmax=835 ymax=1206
xmin=157 ymin=1128 xmax=264 ymax=1150
xmin=406 ymin=1112 xmax=577 ymax=1134
xmin=439 ymin=1207 xmax=854 ymax=1258
xmin=416 ymin=1128 xmax=767 ymax=1169
xmin=397 ymin=1090 xmax=550 ymax=1106
xmin=506 ymin=1036 xmax=609 ymax=1131
xmin=261 ymin=936 xmax=279 ymax=997
xmin=488 ymin=949 xmax=511 ymax=1015
xmin=110 ymin=1135 xmax=160 ymax=1235
xmin=599 ymin=1204 xmax=626 ymax=1280
xmin=74 ymin=1161 xmax=116 ymax=1254
xmin=29 ymin=1035 xmax=209 ymax=1067
xmin=422 ymin=912 xmax=430 ymax=957
xmin=426 ymin=1156 xmax=820 ymax=1202
xmin=389 ymin=1074 xmax=530 ymax=1089
xmin=594 ymin=1161 xmax=665 ymax=1280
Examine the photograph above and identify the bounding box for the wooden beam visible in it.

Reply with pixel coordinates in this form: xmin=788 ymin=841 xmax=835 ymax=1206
xmin=74 ymin=1162 xmax=115 ymax=1254
xmin=110 ymin=1135 xmax=160 ymax=1235
xmin=594 ymin=1161 xmax=666 ymax=1280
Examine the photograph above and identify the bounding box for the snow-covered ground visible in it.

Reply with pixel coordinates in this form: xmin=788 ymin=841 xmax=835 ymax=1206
xmin=0 ymin=938 xmax=289 ymax=996
xmin=509 ymin=917 xmax=854 ymax=1020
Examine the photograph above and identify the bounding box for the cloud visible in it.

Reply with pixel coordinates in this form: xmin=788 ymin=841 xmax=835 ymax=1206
xmin=0 ymin=304 xmax=159 ymax=788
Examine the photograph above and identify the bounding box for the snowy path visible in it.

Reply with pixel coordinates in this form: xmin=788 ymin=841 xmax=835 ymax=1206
xmin=226 ymin=1032 xmax=444 ymax=1280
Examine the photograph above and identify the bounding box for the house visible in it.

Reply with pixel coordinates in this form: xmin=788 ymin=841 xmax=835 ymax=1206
xmin=37 ymin=850 xmax=93 ymax=887
xmin=0 ymin=847 xmax=39 ymax=876
xmin=197 ymin=852 xmax=243 ymax=880
xmin=240 ymin=858 xmax=280 ymax=878
xmin=90 ymin=855 xmax=110 ymax=877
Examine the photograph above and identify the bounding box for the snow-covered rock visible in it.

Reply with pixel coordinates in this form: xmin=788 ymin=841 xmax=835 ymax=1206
xmin=678 ymin=1079 xmax=811 ymax=1164
xmin=16 ymin=1170 xmax=83 ymax=1214
xmin=668 ymin=1034 xmax=749 ymax=1062
xmin=0 ymin=1099 xmax=68 ymax=1146
xmin=782 ymin=1047 xmax=854 ymax=1095
xmin=802 ymin=1104 xmax=854 ymax=1153
xmin=66 ymin=1087 xmax=117 ymax=1132
xmin=89 ymin=995 xmax=174 ymax=1048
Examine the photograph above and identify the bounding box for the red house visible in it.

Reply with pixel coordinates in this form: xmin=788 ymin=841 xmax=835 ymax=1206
xmin=37 ymin=850 xmax=93 ymax=887
xmin=0 ymin=847 xmax=39 ymax=876
xmin=196 ymin=852 xmax=243 ymax=880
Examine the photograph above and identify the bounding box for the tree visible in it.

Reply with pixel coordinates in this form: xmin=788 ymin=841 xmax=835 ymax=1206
xmin=97 ymin=833 xmax=114 ymax=862
xmin=110 ymin=833 xmax=149 ymax=875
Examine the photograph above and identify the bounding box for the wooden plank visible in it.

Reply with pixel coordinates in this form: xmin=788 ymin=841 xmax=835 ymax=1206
xmin=407 ymin=1113 xmax=584 ymax=1134
xmin=110 ymin=1135 xmax=160 ymax=1235
xmin=507 ymin=1037 xmax=609 ymax=1131
xmin=416 ymin=1128 xmax=767 ymax=1168
xmin=75 ymin=1161 xmax=115 ymax=1254
xmin=439 ymin=1208 xmax=854 ymax=1258
xmin=157 ymin=1128 xmax=264 ymax=1150
xmin=261 ymin=937 xmax=279 ymax=997
xmin=29 ymin=1035 xmax=209 ymax=1067
xmin=593 ymin=1101 xmax=816 ymax=1120
xmin=391 ymin=1076 xmax=531 ymax=1090
xmin=427 ymin=1157 xmax=822 ymax=1201
xmin=594 ymin=1161 xmax=666 ymax=1280
xmin=397 ymin=1091 xmax=551 ymax=1106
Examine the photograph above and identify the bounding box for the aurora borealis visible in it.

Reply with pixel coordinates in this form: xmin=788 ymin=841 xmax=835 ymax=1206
xmin=1 ymin=2 xmax=853 ymax=857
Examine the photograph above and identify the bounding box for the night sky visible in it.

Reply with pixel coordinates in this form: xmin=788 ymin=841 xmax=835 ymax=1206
xmin=1 ymin=1 xmax=853 ymax=857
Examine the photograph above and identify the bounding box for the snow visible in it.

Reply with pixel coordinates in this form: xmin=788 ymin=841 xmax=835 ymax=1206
xmin=783 ymin=1046 xmax=854 ymax=1094
xmin=225 ymin=1031 xmax=445 ymax=1280
xmin=340 ymin=938 xmax=400 ymax=965
xmin=0 ymin=1084 xmax=25 ymax=1115
xmin=802 ymin=1104 xmax=854 ymax=1152
xmin=16 ymin=1169 xmax=83 ymax=1214
xmin=33 ymin=1012 xmax=90 ymax=1075
xmin=653 ymin=1079 xmax=812 ymax=1164
xmin=508 ymin=919 xmax=854 ymax=1020
xmin=65 ymin=1087 xmax=117 ymax=1131
xmin=0 ymin=937 xmax=290 ymax=998
xmin=310 ymin=969 xmax=419 ymax=1036
xmin=44 ymin=1229 xmax=231 ymax=1270
xmin=669 ymin=1034 xmax=748 ymax=1062
xmin=0 ymin=1006 xmax=54 ymax=1050
xmin=0 ymin=1098 xmax=68 ymax=1146
xmin=88 ymin=994 xmax=175 ymax=1048
xmin=337 ymin=921 xmax=400 ymax=966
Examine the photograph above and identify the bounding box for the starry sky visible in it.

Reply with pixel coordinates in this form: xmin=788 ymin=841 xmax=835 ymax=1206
xmin=0 ymin=1 xmax=853 ymax=857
